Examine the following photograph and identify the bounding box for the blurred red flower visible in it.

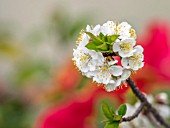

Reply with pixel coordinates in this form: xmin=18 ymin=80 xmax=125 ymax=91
xmin=142 ymin=21 xmax=170 ymax=80
xmin=134 ymin=21 xmax=170 ymax=92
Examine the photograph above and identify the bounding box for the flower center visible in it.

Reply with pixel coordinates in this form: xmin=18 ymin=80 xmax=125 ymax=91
xmin=120 ymin=42 xmax=132 ymax=52
xmin=80 ymin=53 xmax=91 ymax=63
xmin=101 ymin=66 xmax=107 ymax=72
xmin=130 ymin=53 xmax=143 ymax=61
xmin=130 ymin=53 xmax=143 ymax=66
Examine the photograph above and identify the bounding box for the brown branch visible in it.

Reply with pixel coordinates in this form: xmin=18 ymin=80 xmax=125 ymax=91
xmin=146 ymin=111 xmax=161 ymax=128
xmin=122 ymin=102 xmax=146 ymax=122
xmin=127 ymin=78 xmax=170 ymax=128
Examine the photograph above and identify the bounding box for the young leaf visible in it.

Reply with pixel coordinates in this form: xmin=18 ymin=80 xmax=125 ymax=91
xmin=99 ymin=32 xmax=104 ymax=39
xmin=85 ymin=40 xmax=103 ymax=50
xmin=107 ymin=35 xmax=119 ymax=44
xmin=101 ymin=119 xmax=110 ymax=123
xmin=96 ymin=42 xmax=108 ymax=51
xmin=85 ymin=41 xmax=110 ymax=52
xmin=102 ymin=35 xmax=108 ymax=42
xmin=102 ymin=102 xmax=113 ymax=120
xmin=118 ymin=104 xmax=127 ymax=116
xmin=85 ymin=32 xmax=102 ymax=42
xmin=104 ymin=122 xmax=120 ymax=128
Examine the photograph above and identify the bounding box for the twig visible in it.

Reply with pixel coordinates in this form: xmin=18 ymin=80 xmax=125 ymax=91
xmin=122 ymin=102 xmax=146 ymax=122
xmin=127 ymin=78 xmax=170 ymax=128
xmin=146 ymin=111 xmax=161 ymax=128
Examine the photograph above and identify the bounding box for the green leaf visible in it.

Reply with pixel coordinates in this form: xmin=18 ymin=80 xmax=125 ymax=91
xmin=118 ymin=104 xmax=127 ymax=116
xmin=101 ymin=119 xmax=110 ymax=123
xmin=85 ymin=40 xmax=103 ymax=50
xmin=102 ymin=102 xmax=113 ymax=120
xmin=96 ymin=42 xmax=108 ymax=50
xmin=102 ymin=35 xmax=108 ymax=42
xmin=104 ymin=122 xmax=120 ymax=128
xmin=99 ymin=32 xmax=104 ymax=39
xmin=85 ymin=31 xmax=102 ymax=41
xmin=85 ymin=40 xmax=109 ymax=52
xmin=107 ymin=35 xmax=119 ymax=44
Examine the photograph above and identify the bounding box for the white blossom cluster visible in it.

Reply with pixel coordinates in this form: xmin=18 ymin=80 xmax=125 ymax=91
xmin=73 ymin=21 xmax=144 ymax=92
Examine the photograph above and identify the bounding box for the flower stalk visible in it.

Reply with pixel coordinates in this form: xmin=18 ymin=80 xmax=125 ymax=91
xmin=122 ymin=101 xmax=146 ymax=122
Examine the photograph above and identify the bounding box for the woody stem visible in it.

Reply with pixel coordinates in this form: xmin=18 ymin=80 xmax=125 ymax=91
xmin=127 ymin=78 xmax=170 ymax=128
xmin=122 ymin=102 xmax=146 ymax=122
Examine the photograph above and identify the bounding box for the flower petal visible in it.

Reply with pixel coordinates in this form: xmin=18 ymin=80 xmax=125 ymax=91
xmin=121 ymin=69 xmax=131 ymax=80
xmin=92 ymin=69 xmax=111 ymax=85
xmin=81 ymin=64 xmax=89 ymax=72
xmin=86 ymin=25 xmax=91 ymax=32
xmin=109 ymin=66 xmax=123 ymax=76
xmin=119 ymin=50 xmax=134 ymax=58
xmin=105 ymin=83 xmax=116 ymax=92
xmin=121 ymin=58 xmax=129 ymax=68
xmin=108 ymin=60 xmax=118 ymax=66
xmin=118 ymin=50 xmax=129 ymax=57
xmin=129 ymin=38 xmax=136 ymax=46
xmin=119 ymin=22 xmax=131 ymax=30
xmin=113 ymin=42 xmax=120 ymax=52
xmin=115 ymin=78 xmax=122 ymax=87
xmin=138 ymin=62 xmax=144 ymax=68
xmin=92 ymin=24 xmax=101 ymax=35
xmin=135 ymin=45 xmax=144 ymax=53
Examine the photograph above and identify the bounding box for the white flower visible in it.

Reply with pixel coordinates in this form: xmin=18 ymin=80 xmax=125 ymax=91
xmin=92 ymin=65 xmax=112 ymax=85
xmin=113 ymin=38 xmax=136 ymax=57
xmin=73 ymin=46 xmax=104 ymax=73
xmin=92 ymin=60 xmax=123 ymax=85
xmin=101 ymin=21 xmax=116 ymax=35
xmin=104 ymin=69 xmax=131 ymax=92
xmin=121 ymin=45 xmax=144 ymax=70
xmin=116 ymin=22 xmax=131 ymax=38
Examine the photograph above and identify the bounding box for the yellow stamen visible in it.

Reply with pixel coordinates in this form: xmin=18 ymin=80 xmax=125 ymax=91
xmin=129 ymin=29 xmax=136 ymax=38
xmin=76 ymin=29 xmax=84 ymax=45
xmin=120 ymin=42 xmax=132 ymax=51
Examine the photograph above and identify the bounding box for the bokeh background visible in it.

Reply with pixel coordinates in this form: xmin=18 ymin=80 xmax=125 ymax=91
xmin=0 ymin=0 xmax=170 ymax=128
